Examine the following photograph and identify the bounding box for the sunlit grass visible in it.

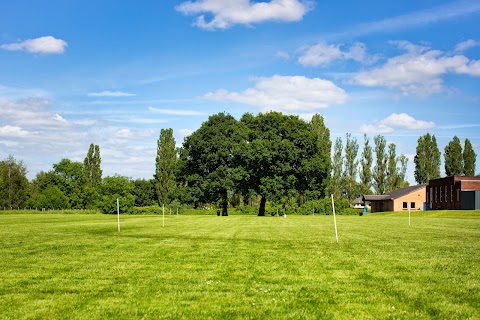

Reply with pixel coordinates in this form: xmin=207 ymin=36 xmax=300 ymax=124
xmin=0 ymin=212 xmax=479 ymax=319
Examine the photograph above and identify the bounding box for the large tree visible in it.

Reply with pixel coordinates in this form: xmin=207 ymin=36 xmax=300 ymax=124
xmin=155 ymin=128 xmax=177 ymax=205
xmin=397 ymin=154 xmax=409 ymax=188
xmin=463 ymin=138 xmax=477 ymax=176
xmin=241 ymin=112 xmax=323 ymax=216
xmin=444 ymin=136 xmax=463 ymax=177
xmin=181 ymin=113 xmax=246 ymax=215
xmin=373 ymin=135 xmax=387 ymax=195
xmin=359 ymin=134 xmax=373 ymax=195
xmin=0 ymin=155 xmax=29 ymax=209
xmin=342 ymin=133 xmax=359 ymax=204
xmin=331 ymin=137 xmax=343 ymax=198
xmin=414 ymin=133 xmax=441 ymax=184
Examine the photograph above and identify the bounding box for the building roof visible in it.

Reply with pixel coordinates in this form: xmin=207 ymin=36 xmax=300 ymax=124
xmin=363 ymin=184 xmax=426 ymax=202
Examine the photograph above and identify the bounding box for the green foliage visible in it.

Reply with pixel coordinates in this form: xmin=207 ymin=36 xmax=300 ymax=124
xmin=386 ymin=143 xmax=397 ymax=193
xmin=331 ymin=137 xmax=343 ymax=198
xmin=0 ymin=155 xmax=29 ymax=208
xmin=155 ymin=128 xmax=177 ymax=205
xmin=83 ymin=143 xmax=102 ymax=198
xmin=240 ymin=112 xmax=324 ymax=216
xmin=181 ymin=113 xmax=247 ymax=215
xmin=134 ymin=178 xmax=156 ymax=207
xmin=414 ymin=133 xmax=441 ymax=184
xmin=444 ymin=135 xmax=463 ymax=176
xmin=359 ymin=134 xmax=373 ymax=196
xmin=373 ymin=135 xmax=387 ymax=195
xmin=342 ymin=133 xmax=359 ymax=203
xmin=98 ymin=175 xmax=135 ymax=214
xmin=309 ymin=113 xmax=332 ymax=198
xmin=463 ymin=138 xmax=476 ymax=176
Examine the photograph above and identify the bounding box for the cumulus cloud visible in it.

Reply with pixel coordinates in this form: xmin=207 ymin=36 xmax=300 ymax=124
xmin=360 ymin=113 xmax=436 ymax=134
xmin=148 ymin=107 xmax=205 ymax=116
xmin=87 ymin=91 xmax=136 ymax=97
xmin=175 ymin=0 xmax=313 ymax=30
xmin=204 ymin=75 xmax=348 ymax=113
xmin=1 ymin=36 xmax=68 ymax=54
xmin=299 ymin=41 xmax=378 ymax=67
xmin=351 ymin=41 xmax=480 ymax=96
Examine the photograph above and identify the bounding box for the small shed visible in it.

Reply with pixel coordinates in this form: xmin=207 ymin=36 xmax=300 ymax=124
xmin=363 ymin=185 xmax=426 ymax=213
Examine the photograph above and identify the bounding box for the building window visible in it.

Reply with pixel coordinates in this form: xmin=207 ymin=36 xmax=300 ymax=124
xmin=403 ymin=202 xmax=408 ymax=209
xmin=445 ymin=185 xmax=448 ymax=202
xmin=451 ymin=185 xmax=453 ymax=203
xmin=410 ymin=202 xmax=415 ymax=209
xmin=457 ymin=189 xmax=460 ymax=201
xmin=435 ymin=187 xmax=437 ymax=202
xmin=430 ymin=187 xmax=433 ymax=203
xmin=440 ymin=187 xmax=442 ymax=202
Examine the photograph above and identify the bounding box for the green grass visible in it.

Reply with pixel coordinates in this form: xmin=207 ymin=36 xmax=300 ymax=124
xmin=0 ymin=211 xmax=479 ymax=319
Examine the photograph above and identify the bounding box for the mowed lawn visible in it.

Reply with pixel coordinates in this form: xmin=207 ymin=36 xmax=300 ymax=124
xmin=0 ymin=212 xmax=479 ymax=319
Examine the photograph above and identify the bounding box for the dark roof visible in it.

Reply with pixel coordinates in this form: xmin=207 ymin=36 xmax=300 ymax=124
xmin=363 ymin=184 xmax=426 ymax=201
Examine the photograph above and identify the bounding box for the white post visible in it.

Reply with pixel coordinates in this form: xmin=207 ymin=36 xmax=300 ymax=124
xmin=312 ymin=208 xmax=314 ymax=216
xmin=408 ymin=207 xmax=411 ymax=226
xmin=117 ymin=198 xmax=120 ymax=233
xmin=331 ymin=194 xmax=339 ymax=244
xmin=170 ymin=207 xmax=172 ymax=215
xmin=162 ymin=204 xmax=165 ymax=228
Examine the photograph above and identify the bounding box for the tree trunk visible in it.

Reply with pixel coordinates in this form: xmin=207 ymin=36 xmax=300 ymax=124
xmin=221 ymin=188 xmax=228 ymax=216
xmin=258 ymin=196 xmax=266 ymax=216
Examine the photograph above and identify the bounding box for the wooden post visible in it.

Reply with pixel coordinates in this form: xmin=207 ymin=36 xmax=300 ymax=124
xmin=117 ymin=198 xmax=120 ymax=233
xmin=331 ymin=194 xmax=339 ymax=244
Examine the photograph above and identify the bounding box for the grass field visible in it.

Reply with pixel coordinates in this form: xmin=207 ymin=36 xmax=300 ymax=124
xmin=0 ymin=211 xmax=479 ymax=319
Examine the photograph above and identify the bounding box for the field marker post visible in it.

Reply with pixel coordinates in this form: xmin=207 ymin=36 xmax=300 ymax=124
xmin=117 ymin=198 xmax=120 ymax=233
xmin=408 ymin=207 xmax=411 ymax=226
xmin=331 ymin=194 xmax=339 ymax=244
xmin=162 ymin=204 xmax=165 ymax=228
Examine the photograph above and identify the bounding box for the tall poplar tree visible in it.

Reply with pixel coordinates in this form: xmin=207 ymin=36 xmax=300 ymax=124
xmin=463 ymin=138 xmax=477 ymax=176
xmin=386 ymin=143 xmax=398 ymax=193
xmin=155 ymin=128 xmax=177 ymax=205
xmin=373 ymin=135 xmax=387 ymax=195
xmin=332 ymin=137 xmax=343 ymax=198
xmin=444 ymin=136 xmax=463 ymax=177
xmin=342 ymin=133 xmax=359 ymax=204
xmin=0 ymin=155 xmax=29 ymax=208
xmin=397 ymin=154 xmax=409 ymax=188
xmin=359 ymin=134 xmax=373 ymax=195
xmin=414 ymin=133 xmax=441 ymax=184
xmin=310 ymin=114 xmax=332 ymax=198
xmin=83 ymin=143 xmax=102 ymax=198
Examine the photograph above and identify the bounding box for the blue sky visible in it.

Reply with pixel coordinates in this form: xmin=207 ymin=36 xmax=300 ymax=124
xmin=1 ymin=0 xmax=479 ymax=184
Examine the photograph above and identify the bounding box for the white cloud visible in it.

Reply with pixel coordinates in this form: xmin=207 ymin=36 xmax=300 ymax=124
xmin=0 ymin=125 xmax=30 ymax=138
xmin=87 ymin=91 xmax=136 ymax=97
xmin=360 ymin=113 xmax=435 ymax=134
xmin=148 ymin=107 xmax=205 ymax=116
xmin=352 ymin=41 xmax=480 ymax=96
xmin=454 ymin=39 xmax=479 ymax=52
xmin=275 ymin=51 xmax=291 ymax=60
xmin=175 ymin=0 xmax=313 ymax=30
xmin=299 ymin=41 xmax=379 ymax=67
xmin=1 ymin=36 xmax=67 ymax=54
xmin=204 ymin=75 xmax=348 ymax=113
xmin=336 ymin=1 xmax=480 ymax=38
xmin=0 ymin=98 xmax=70 ymax=129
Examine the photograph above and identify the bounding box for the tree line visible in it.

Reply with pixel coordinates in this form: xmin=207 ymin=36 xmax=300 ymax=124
xmin=0 ymin=112 xmax=477 ymax=215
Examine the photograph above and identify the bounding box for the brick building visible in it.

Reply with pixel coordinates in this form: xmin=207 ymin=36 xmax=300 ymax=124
xmin=427 ymin=176 xmax=480 ymax=210
xmin=363 ymin=184 xmax=426 ymax=213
